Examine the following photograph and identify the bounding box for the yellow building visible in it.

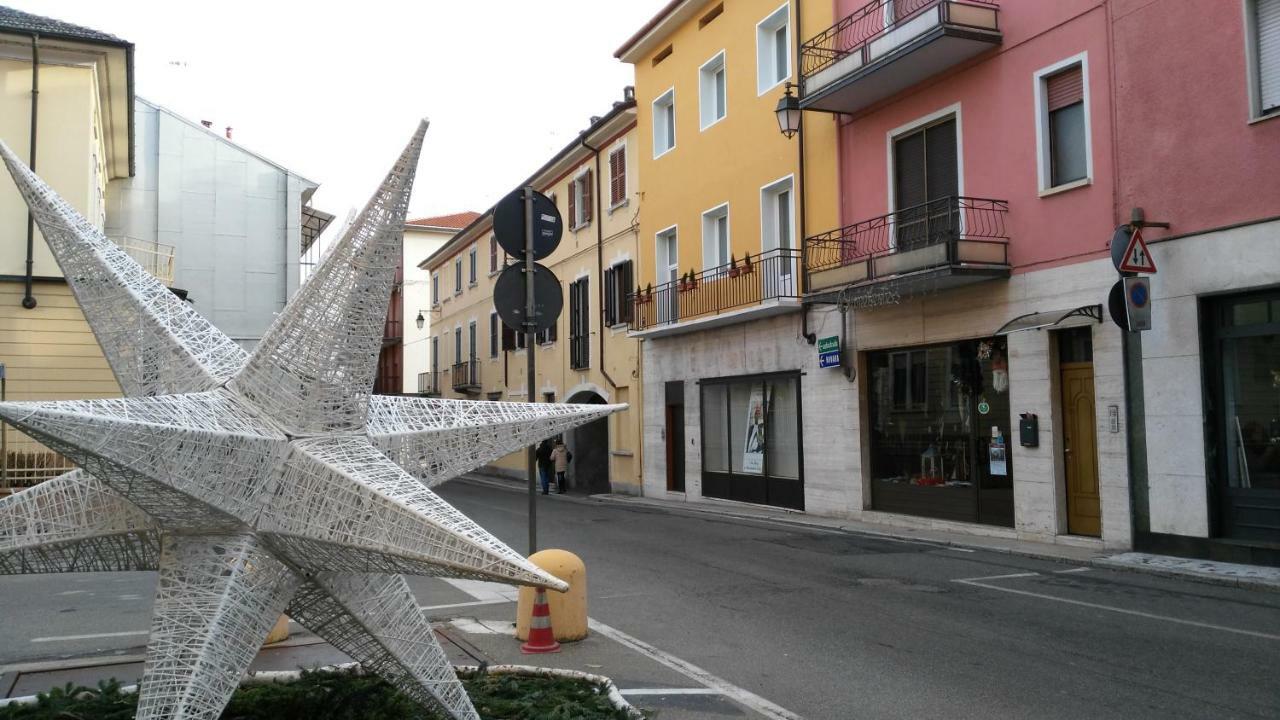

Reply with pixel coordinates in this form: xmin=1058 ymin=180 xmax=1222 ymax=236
xmin=420 ymin=92 xmax=642 ymax=495
xmin=0 ymin=7 xmax=134 ymax=486
xmin=616 ymin=1 xmax=840 ymax=511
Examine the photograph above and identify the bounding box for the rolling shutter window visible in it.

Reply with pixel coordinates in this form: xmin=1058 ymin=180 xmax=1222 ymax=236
xmin=924 ymin=119 xmax=958 ymax=203
xmin=568 ymin=180 xmax=577 ymax=229
xmin=893 ymin=130 xmax=927 ymax=211
xmin=1259 ymin=0 xmax=1280 ymax=114
xmin=1046 ymin=66 xmax=1084 ymax=112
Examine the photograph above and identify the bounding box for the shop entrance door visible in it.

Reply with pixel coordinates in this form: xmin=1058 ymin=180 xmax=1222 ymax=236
xmin=665 ymin=381 xmax=685 ymax=492
xmin=1061 ymin=363 xmax=1101 ymax=536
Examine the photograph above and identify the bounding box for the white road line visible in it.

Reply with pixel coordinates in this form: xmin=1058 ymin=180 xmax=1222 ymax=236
xmin=32 ymin=630 xmax=148 ymax=643
xmin=944 ymin=547 xmax=977 ymax=553
xmin=619 ymin=687 xmax=722 ymax=696
xmin=952 ymin=572 xmax=1040 ymax=582
xmin=953 ymin=579 xmax=1280 ymax=642
xmin=588 ymin=618 xmax=804 ymax=720
xmin=56 ymin=590 xmax=89 ymax=596
xmin=1053 ymin=567 xmax=1090 ymax=574
xmin=419 ymin=598 xmax=510 ymax=612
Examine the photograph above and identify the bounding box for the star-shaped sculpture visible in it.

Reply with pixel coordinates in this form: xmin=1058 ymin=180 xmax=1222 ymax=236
xmin=0 ymin=123 xmax=621 ymax=720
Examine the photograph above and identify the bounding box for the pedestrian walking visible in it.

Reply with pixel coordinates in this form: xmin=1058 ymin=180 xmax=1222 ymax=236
xmin=550 ymin=437 xmax=572 ymax=494
xmin=536 ymin=438 xmax=554 ymax=495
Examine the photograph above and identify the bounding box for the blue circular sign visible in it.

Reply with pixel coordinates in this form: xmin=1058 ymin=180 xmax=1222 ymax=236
xmin=1129 ymin=282 xmax=1149 ymax=308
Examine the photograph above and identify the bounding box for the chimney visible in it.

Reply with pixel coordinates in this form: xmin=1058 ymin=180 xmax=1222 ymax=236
xmin=200 ymin=120 xmax=212 ymax=129
xmin=225 ymin=127 xmax=233 ymax=140
xmin=623 ymin=85 xmax=635 ymax=102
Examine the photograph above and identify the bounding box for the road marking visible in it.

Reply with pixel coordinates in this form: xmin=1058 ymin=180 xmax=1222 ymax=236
xmin=588 ymin=618 xmax=803 ymax=720
xmin=944 ymin=547 xmax=977 ymax=553
xmin=419 ymin=598 xmax=510 ymax=612
xmin=619 ymin=687 xmax=722 ymax=696
xmin=1054 ymin=567 xmax=1090 ymax=574
xmin=31 ymin=630 xmax=148 ymax=643
xmin=442 ymin=578 xmax=518 ymax=603
xmin=953 ymin=572 xmax=1041 ymax=582
xmin=953 ymin=578 xmax=1280 ymax=642
xmin=56 ymin=590 xmax=89 ymax=596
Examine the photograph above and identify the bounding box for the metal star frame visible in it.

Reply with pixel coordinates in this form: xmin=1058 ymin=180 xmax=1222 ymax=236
xmin=0 ymin=124 xmax=621 ymax=720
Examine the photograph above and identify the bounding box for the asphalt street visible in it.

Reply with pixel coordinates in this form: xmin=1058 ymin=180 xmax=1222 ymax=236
xmin=2 ymin=478 xmax=1278 ymax=719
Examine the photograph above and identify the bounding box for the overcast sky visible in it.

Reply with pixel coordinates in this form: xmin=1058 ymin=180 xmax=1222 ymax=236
xmin=14 ymin=0 xmax=668 ymax=226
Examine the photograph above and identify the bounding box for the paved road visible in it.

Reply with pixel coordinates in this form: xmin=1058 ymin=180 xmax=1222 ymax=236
xmin=3 ymin=478 xmax=1279 ymax=719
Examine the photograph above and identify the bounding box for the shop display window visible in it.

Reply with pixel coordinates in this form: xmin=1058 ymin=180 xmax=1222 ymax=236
xmin=700 ymin=373 xmax=803 ymax=509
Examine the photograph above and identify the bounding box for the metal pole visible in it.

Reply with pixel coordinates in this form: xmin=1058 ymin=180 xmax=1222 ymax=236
xmin=524 ymin=186 xmax=537 ymax=555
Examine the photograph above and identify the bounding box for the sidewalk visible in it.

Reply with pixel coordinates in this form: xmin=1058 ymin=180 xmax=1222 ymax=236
xmin=463 ymin=471 xmax=1280 ymax=593
xmin=1 ymin=576 xmax=798 ymax=720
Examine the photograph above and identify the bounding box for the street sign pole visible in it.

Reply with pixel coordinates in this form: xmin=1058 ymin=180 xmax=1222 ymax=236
xmin=524 ymin=186 xmax=538 ymax=556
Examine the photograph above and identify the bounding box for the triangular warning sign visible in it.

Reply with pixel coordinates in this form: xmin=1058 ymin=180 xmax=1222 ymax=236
xmin=1118 ymin=226 xmax=1157 ymax=273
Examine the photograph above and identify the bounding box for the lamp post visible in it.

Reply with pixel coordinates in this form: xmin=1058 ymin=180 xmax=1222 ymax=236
xmin=775 ymin=82 xmax=802 ymax=139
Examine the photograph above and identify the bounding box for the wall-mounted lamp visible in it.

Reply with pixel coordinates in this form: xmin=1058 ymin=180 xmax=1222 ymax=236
xmin=415 ymin=311 xmax=425 ymax=330
xmin=775 ymin=82 xmax=802 ymax=139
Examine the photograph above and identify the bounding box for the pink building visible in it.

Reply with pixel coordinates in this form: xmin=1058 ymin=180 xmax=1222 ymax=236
xmin=789 ymin=0 xmax=1279 ymax=562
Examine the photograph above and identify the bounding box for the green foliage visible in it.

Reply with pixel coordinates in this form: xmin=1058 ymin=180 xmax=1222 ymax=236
xmin=0 ymin=669 xmax=644 ymax=720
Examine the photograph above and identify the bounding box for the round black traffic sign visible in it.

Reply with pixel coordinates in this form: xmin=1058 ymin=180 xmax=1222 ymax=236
xmin=1107 ymin=279 xmax=1128 ymax=331
xmin=1110 ymin=225 xmax=1132 ymax=274
xmin=493 ymin=262 xmax=563 ymax=333
xmin=493 ymin=188 xmax=562 ymax=261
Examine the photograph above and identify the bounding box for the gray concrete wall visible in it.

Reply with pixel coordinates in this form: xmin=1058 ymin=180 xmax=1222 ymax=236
xmin=106 ymin=99 xmax=314 ymax=350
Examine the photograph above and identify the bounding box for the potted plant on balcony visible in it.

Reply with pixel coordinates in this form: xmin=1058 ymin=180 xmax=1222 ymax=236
xmin=742 ymin=254 xmax=754 ymax=275
xmin=728 ymin=255 xmax=740 ymax=279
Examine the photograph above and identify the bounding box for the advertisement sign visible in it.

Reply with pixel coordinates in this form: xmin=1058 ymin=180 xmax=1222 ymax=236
xmin=818 ymin=336 xmax=841 ymax=369
xmin=741 ymin=385 xmax=767 ymax=474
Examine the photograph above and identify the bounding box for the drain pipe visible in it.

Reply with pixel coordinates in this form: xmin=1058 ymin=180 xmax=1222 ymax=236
xmin=21 ymin=34 xmax=40 ymax=310
xmin=582 ymin=137 xmax=619 ymax=392
xmin=794 ymin=4 xmax=814 ymax=345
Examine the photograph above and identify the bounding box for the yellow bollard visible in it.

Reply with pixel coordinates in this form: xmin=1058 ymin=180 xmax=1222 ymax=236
xmin=516 ymin=549 xmax=587 ymax=642
xmin=263 ymin=614 xmax=290 ymax=645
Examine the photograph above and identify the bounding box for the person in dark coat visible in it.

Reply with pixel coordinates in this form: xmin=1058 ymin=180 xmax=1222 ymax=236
xmin=536 ymin=438 xmax=554 ymax=495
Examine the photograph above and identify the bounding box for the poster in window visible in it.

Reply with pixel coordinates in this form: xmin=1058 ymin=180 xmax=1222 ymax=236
xmin=742 ymin=384 xmax=767 ymax=474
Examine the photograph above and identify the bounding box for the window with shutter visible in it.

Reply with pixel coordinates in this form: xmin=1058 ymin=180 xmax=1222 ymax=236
xmin=1046 ymin=66 xmax=1087 ymax=187
xmin=583 ymin=170 xmax=593 ymax=223
xmin=489 ymin=313 xmax=499 ymax=357
xmin=454 ymin=259 xmax=462 ymax=294
xmin=568 ymin=178 xmax=577 ymax=229
xmin=569 ymin=278 xmax=590 ymax=369
xmin=609 ymin=147 xmax=627 ymax=207
xmin=501 ymin=323 xmax=514 ymax=352
xmin=468 ymin=247 xmax=477 ymax=285
xmin=489 ymin=236 xmax=498 ymax=273
xmin=604 ymin=266 xmax=616 ymax=327
xmin=1256 ymin=0 xmax=1280 ymax=115
xmin=893 ymin=117 xmax=957 ymax=249
xmin=621 ymin=260 xmax=634 ymax=324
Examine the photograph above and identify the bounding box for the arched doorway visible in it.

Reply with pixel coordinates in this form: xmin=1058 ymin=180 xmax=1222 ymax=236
xmin=565 ymin=390 xmax=610 ymax=495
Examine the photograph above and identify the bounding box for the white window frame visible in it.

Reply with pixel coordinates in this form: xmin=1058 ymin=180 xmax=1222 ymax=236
xmin=757 ymin=3 xmax=792 ymax=95
xmin=571 ymin=170 xmax=591 ymax=229
xmin=759 ymin=174 xmax=795 ymax=253
xmin=1033 ymin=52 xmax=1093 ymax=196
xmin=885 ymin=102 xmax=965 ymax=214
xmin=653 ymin=88 xmax=677 ymax=158
xmin=655 ymin=225 xmax=680 ymax=286
xmin=1245 ymin=0 xmax=1280 ymax=121
xmin=607 ymin=140 xmax=629 ymax=211
xmin=699 ymin=51 xmax=728 ymax=130
xmin=701 ymin=203 xmax=731 ymax=272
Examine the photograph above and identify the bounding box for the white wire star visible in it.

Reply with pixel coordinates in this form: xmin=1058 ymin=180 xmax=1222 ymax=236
xmin=0 ymin=123 xmax=620 ymax=720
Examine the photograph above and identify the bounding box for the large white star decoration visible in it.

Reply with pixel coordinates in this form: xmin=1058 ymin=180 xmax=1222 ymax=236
xmin=0 ymin=122 xmax=621 ymax=720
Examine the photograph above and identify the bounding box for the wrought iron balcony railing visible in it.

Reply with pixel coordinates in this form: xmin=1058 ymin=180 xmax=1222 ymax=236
xmin=800 ymin=0 xmax=1000 ymax=112
xmin=804 ymin=196 xmax=1008 ymax=293
xmin=417 ymin=370 xmax=442 ymax=396
xmin=451 ymin=361 xmax=480 ymax=393
xmin=628 ymin=248 xmax=802 ymax=332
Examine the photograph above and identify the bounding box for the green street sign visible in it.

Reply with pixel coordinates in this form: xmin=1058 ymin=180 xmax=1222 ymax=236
xmin=818 ymin=336 xmax=840 ymax=369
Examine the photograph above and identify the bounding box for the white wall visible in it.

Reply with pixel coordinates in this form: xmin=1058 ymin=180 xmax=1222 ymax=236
xmin=402 ymin=227 xmax=453 ymax=393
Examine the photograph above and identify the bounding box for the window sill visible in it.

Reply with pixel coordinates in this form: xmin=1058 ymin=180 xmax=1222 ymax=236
xmin=607 ymin=199 xmax=630 ymax=215
xmin=1248 ymin=110 xmax=1280 ymax=126
xmin=610 ymin=450 xmax=634 ymax=457
xmin=699 ymin=116 xmax=727 ymax=133
xmin=1038 ymin=177 xmax=1091 ymax=198
xmin=653 ymin=146 xmax=676 ymax=160
xmin=469 ymin=282 xmax=478 ymax=288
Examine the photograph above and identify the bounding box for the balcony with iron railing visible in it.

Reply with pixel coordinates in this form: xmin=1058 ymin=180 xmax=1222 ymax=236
xmin=800 ymin=0 xmax=1001 ymax=114
xmin=417 ymin=370 xmax=442 ymax=397
xmin=451 ymin=360 xmax=481 ymax=394
xmin=112 ymin=236 xmax=176 ymax=286
xmin=804 ymin=196 xmax=1009 ymax=299
xmin=628 ymin=248 xmax=803 ymax=338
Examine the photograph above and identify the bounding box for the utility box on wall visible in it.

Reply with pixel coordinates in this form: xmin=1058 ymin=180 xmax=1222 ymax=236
xmin=1019 ymin=413 xmax=1039 ymax=447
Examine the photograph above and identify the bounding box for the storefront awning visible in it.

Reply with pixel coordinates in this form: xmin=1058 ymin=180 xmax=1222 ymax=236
xmin=994 ymin=304 xmax=1102 ymax=336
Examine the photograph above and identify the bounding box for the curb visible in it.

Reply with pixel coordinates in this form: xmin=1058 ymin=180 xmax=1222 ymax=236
xmin=0 ymin=662 xmax=645 ymax=718
xmin=457 ymin=473 xmax=1280 ymax=593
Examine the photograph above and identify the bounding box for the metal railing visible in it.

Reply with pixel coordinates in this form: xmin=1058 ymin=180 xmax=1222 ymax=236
xmin=417 ymin=371 xmax=442 ymax=395
xmin=801 ymin=0 xmax=999 ymax=82
xmin=805 ymin=196 xmax=1008 ymax=287
xmin=1 ymin=427 xmax=75 ymax=489
xmin=628 ymin=248 xmax=802 ymax=332
xmin=113 ymin=237 xmax=176 ymax=286
xmin=451 ymin=361 xmax=480 ymax=392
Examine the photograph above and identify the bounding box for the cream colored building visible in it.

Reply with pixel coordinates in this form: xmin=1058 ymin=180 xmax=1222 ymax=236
xmin=0 ymin=7 xmax=134 ymax=486
xmin=399 ymin=213 xmax=478 ymax=395
xmin=420 ymin=93 xmax=642 ymax=495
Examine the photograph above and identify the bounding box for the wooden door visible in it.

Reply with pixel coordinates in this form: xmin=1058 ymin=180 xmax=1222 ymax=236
xmin=1061 ymin=363 xmax=1101 ymax=536
xmin=665 ymin=381 xmax=685 ymax=492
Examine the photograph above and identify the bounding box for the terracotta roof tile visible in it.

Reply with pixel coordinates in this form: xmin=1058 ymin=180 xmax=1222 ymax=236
xmin=406 ymin=211 xmax=481 ymax=230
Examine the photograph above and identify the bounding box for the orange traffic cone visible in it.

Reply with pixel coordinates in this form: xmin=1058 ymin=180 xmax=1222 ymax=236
xmin=520 ymin=587 xmax=561 ymax=654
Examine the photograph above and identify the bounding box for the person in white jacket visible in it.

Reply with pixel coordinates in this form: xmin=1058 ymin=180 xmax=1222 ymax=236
xmin=549 ymin=438 xmax=572 ymax=494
